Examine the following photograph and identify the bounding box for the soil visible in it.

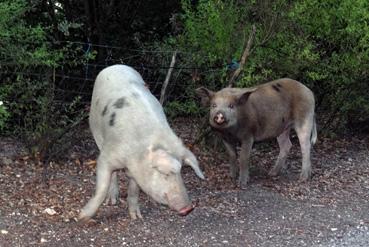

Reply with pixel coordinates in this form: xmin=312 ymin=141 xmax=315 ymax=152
xmin=0 ymin=118 xmax=368 ymax=247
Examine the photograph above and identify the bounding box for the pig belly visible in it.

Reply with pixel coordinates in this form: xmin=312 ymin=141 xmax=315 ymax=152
xmin=254 ymin=117 xmax=292 ymax=142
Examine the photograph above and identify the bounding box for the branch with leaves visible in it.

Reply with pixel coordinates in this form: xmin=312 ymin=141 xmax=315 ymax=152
xmin=227 ymin=24 xmax=256 ymax=88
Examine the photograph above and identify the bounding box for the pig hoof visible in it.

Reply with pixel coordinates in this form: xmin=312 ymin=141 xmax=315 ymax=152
xmin=238 ymin=178 xmax=249 ymax=189
xmin=105 ymin=194 xmax=119 ymax=205
xmin=299 ymin=173 xmax=311 ymax=182
xmin=129 ymin=208 xmax=143 ymax=220
xmin=299 ymin=169 xmax=311 ymax=181
xmin=106 ymin=187 xmax=119 ymax=205
xmin=78 ymin=213 xmax=93 ymax=224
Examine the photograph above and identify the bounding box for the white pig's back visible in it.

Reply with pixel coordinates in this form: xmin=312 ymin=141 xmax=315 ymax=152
xmin=89 ymin=65 xmax=170 ymax=150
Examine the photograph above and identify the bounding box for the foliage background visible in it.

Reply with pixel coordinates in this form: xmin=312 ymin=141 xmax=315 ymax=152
xmin=0 ymin=0 xmax=368 ymax=157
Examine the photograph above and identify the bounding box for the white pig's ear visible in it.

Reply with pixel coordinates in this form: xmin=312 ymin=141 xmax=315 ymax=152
xmin=195 ymin=87 xmax=214 ymax=107
xmin=149 ymin=147 xmax=181 ymax=175
xmin=183 ymin=149 xmax=205 ymax=180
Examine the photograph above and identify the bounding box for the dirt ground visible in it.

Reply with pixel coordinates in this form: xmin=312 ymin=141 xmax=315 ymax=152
xmin=1 ymin=118 xmax=368 ymax=247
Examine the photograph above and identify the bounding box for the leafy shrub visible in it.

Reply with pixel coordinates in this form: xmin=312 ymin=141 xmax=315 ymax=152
xmin=157 ymin=0 xmax=369 ymax=132
xmin=179 ymin=0 xmax=247 ymax=66
xmin=0 ymin=0 xmax=86 ymax=158
xmin=165 ymin=99 xmax=204 ymax=119
xmin=0 ymin=101 xmax=10 ymax=131
xmin=288 ymin=0 xmax=369 ymax=130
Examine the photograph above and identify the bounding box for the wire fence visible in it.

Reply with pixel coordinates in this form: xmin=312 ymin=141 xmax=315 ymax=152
xmin=1 ymin=41 xmax=227 ymax=107
xmin=0 ymin=41 xmax=229 ymax=162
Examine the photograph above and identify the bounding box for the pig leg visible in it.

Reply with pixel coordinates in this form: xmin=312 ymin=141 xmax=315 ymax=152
xmin=238 ymin=138 xmax=253 ymax=188
xmin=269 ymin=128 xmax=292 ymax=177
xmin=127 ymin=178 xmax=142 ymax=219
xmin=295 ymin=119 xmax=313 ymax=181
xmin=222 ymin=140 xmax=238 ymax=180
xmin=105 ymin=171 xmax=119 ymax=205
xmin=79 ymin=155 xmax=113 ymax=222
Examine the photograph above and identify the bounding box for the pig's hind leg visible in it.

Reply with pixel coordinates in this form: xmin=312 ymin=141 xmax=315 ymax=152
xmin=295 ymin=116 xmax=314 ymax=181
xmin=78 ymin=154 xmax=113 ymax=222
xmin=105 ymin=171 xmax=119 ymax=205
xmin=127 ymin=178 xmax=142 ymax=219
xmin=269 ymin=128 xmax=292 ymax=177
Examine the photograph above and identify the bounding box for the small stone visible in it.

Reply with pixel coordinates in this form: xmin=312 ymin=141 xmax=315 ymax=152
xmin=1 ymin=230 xmax=8 ymax=234
xmin=43 ymin=208 xmax=57 ymax=216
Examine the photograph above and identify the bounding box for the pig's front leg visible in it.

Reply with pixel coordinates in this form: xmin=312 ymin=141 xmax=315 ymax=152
xmin=222 ymin=140 xmax=238 ymax=180
xmin=105 ymin=171 xmax=119 ymax=205
xmin=239 ymin=138 xmax=253 ymax=188
xmin=79 ymin=155 xmax=113 ymax=222
xmin=127 ymin=178 xmax=142 ymax=220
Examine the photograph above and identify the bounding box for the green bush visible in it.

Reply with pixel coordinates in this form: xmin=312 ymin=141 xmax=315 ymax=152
xmin=289 ymin=0 xmax=369 ymax=130
xmin=0 ymin=101 xmax=10 ymax=131
xmin=165 ymin=99 xmax=205 ymax=119
xmin=179 ymin=0 xmax=247 ymax=66
xmin=158 ymin=0 xmax=369 ymax=131
xmin=0 ymin=0 xmax=86 ymax=158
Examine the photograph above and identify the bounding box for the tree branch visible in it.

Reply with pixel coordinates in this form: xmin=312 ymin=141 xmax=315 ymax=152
xmin=228 ymin=25 xmax=256 ymax=88
xmin=160 ymin=50 xmax=177 ymax=105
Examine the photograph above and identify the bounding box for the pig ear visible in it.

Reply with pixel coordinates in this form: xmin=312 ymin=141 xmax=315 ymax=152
xmin=150 ymin=148 xmax=182 ymax=175
xmin=237 ymin=89 xmax=256 ymax=105
xmin=183 ymin=149 xmax=205 ymax=180
xmin=195 ymin=87 xmax=214 ymax=106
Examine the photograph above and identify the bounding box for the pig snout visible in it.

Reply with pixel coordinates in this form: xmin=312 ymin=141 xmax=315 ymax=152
xmin=214 ymin=112 xmax=226 ymax=125
xmin=165 ymin=192 xmax=194 ymax=216
xmin=178 ymin=204 xmax=194 ymax=216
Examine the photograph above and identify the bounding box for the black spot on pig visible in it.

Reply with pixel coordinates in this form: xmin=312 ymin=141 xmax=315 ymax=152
xmin=113 ymin=97 xmax=129 ymax=109
xmin=109 ymin=112 xmax=116 ymax=126
xmin=102 ymin=105 xmax=108 ymax=116
xmin=276 ymin=83 xmax=283 ymax=88
xmin=95 ymin=99 xmax=100 ymax=106
xmin=272 ymin=84 xmax=280 ymax=92
xmin=132 ymin=92 xmax=140 ymax=98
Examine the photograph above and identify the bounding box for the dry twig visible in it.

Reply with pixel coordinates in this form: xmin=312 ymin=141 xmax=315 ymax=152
xmin=227 ymin=25 xmax=256 ymax=88
xmin=160 ymin=50 xmax=178 ymax=105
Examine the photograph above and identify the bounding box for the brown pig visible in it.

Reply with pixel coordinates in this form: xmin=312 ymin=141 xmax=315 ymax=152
xmin=196 ymin=78 xmax=317 ymax=187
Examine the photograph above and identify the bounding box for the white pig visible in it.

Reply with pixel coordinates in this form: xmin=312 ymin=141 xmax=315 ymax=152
xmin=79 ymin=65 xmax=204 ymax=222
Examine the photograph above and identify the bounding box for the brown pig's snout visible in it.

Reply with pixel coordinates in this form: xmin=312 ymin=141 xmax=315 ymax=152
xmin=178 ymin=204 xmax=194 ymax=216
xmin=214 ymin=111 xmax=226 ymax=125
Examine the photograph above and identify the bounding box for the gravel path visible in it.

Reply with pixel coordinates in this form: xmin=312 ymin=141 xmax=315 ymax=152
xmin=0 ymin=120 xmax=368 ymax=246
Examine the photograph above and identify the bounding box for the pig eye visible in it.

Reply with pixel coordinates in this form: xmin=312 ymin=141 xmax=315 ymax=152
xmin=229 ymin=104 xmax=234 ymax=109
xmin=212 ymin=103 xmax=217 ymax=108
